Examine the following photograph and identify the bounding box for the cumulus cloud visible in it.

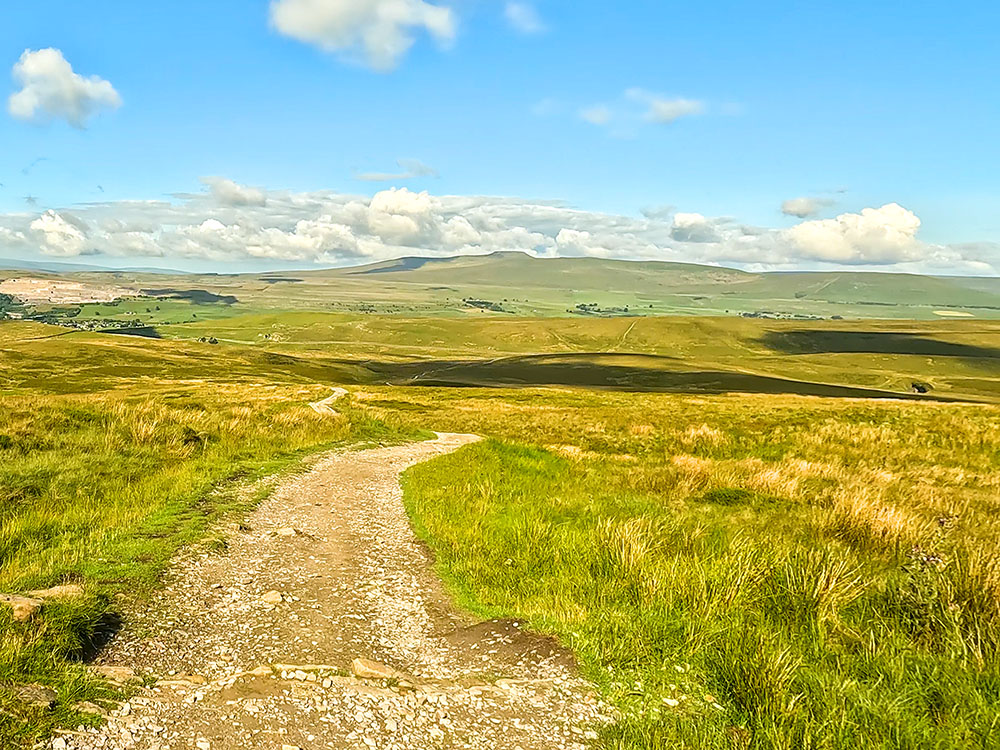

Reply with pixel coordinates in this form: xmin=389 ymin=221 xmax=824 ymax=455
xmin=8 ymin=48 xmax=121 ymax=127
xmin=355 ymin=158 xmax=439 ymax=182
xmin=30 ymin=210 xmax=91 ymax=256
xmin=200 ymin=177 xmax=268 ymax=207
xmin=270 ymin=0 xmax=456 ymax=71
xmin=505 ymin=2 xmax=545 ymax=34
xmin=366 ymin=187 xmax=440 ymax=244
xmin=0 ymin=183 xmax=993 ymax=275
xmin=784 ymin=203 xmax=923 ymax=264
xmin=781 ymin=196 xmax=834 ymax=219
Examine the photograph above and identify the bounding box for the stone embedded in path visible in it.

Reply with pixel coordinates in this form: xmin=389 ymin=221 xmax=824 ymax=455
xmin=0 ymin=594 xmax=44 ymax=622
xmin=158 ymin=672 xmax=208 ymax=687
xmin=72 ymin=701 xmax=106 ymax=716
xmin=275 ymin=527 xmax=300 ymax=537
xmin=89 ymin=665 xmax=139 ymax=684
xmin=351 ymin=657 xmax=401 ymax=681
xmin=262 ymin=590 xmax=284 ymax=605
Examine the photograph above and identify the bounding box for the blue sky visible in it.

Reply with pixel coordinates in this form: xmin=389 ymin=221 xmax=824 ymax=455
xmin=0 ymin=1 xmax=998 ymax=273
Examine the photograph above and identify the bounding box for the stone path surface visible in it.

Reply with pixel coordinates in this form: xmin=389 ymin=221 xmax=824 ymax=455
xmin=57 ymin=434 xmax=607 ymax=750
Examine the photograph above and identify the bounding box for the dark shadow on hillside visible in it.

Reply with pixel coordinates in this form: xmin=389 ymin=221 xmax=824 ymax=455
xmin=349 ymin=256 xmax=454 ymax=275
xmin=761 ymin=330 xmax=1000 ymax=359
xmin=346 ymin=353 xmax=970 ymax=402
xmin=141 ymin=289 xmax=238 ymax=305
xmin=102 ymin=326 xmax=162 ymax=339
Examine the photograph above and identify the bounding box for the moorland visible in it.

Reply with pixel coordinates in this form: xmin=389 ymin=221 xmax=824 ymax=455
xmin=1 ymin=253 xmax=999 ymax=748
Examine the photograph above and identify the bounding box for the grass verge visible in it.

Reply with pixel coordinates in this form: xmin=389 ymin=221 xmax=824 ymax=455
xmin=0 ymin=383 xmax=417 ymax=746
xmin=390 ymin=387 xmax=1000 ymax=749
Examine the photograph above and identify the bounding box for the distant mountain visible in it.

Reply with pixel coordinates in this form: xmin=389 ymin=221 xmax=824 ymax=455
xmin=0 ymin=258 xmax=114 ymax=274
xmin=0 ymin=258 xmax=189 ymax=275
xmin=326 ymin=252 xmax=1000 ymax=309
xmin=6 ymin=251 xmax=1000 ymax=320
xmin=336 ymin=251 xmax=752 ymax=292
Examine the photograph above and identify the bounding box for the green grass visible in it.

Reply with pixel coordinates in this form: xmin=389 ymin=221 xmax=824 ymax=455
xmin=2 ymin=309 xmax=1000 ymax=748
xmin=384 ymin=387 xmax=1000 ymax=749
xmin=0 ymin=341 xmax=419 ymax=746
xmin=71 ymin=297 xmax=240 ymax=325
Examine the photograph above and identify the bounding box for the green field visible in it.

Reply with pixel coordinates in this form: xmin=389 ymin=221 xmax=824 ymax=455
xmin=1 ymin=288 xmax=999 ymax=747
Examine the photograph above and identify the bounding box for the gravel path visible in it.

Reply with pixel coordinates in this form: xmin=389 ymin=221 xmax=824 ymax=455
xmin=56 ymin=434 xmax=607 ymax=750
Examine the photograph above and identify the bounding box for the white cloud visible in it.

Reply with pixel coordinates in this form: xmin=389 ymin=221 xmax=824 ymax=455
xmin=781 ymin=196 xmax=834 ymax=219
xmin=200 ymin=177 xmax=268 ymax=207
xmin=579 ymin=105 xmax=612 ymax=126
xmin=270 ymin=0 xmax=456 ymax=72
xmin=505 ymin=2 xmax=545 ymax=34
xmin=8 ymin=48 xmax=121 ymax=128
xmin=626 ymin=88 xmax=705 ymax=124
xmin=355 ymin=158 xmax=439 ymax=182
xmin=367 ymin=187 xmax=441 ymax=244
xmin=30 ymin=211 xmax=90 ymax=256
xmin=784 ymin=203 xmax=923 ymax=264
xmin=0 ymin=184 xmax=993 ymax=275
xmin=0 ymin=227 xmax=27 ymax=246
xmin=646 ymin=98 xmax=705 ymax=124
xmin=577 ymin=88 xmax=707 ymax=135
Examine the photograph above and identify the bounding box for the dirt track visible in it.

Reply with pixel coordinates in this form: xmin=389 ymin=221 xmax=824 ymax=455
xmin=57 ymin=434 xmax=606 ymax=750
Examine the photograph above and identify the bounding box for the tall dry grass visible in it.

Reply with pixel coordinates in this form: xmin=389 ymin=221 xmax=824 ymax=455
xmin=378 ymin=386 xmax=1000 ymax=748
xmin=0 ymin=382 xmax=412 ymax=745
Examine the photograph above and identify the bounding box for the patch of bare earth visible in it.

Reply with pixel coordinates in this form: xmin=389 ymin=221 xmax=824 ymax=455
xmin=0 ymin=278 xmax=132 ymax=304
xmin=57 ymin=434 xmax=607 ymax=750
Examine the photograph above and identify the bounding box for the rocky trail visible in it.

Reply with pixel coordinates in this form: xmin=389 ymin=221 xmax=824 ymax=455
xmin=55 ymin=434 xmax=607 ymax=750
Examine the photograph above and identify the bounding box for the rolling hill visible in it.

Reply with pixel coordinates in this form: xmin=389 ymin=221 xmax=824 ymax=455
xmin=3 ymin=251 xmax=1000 ymax=321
